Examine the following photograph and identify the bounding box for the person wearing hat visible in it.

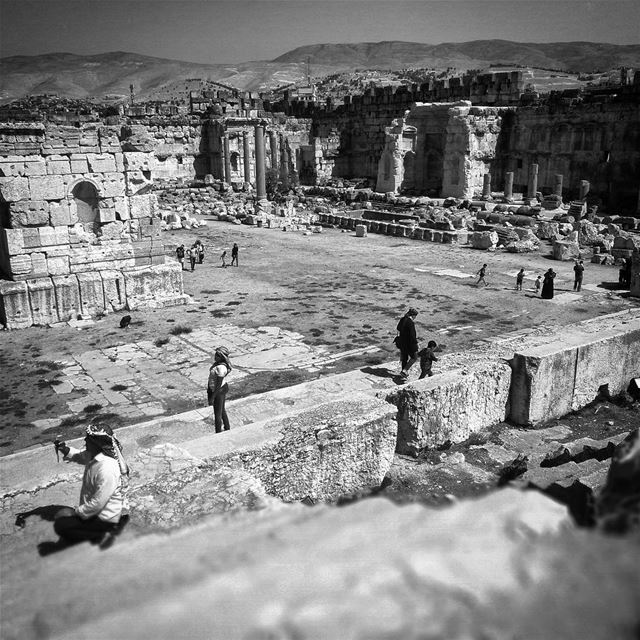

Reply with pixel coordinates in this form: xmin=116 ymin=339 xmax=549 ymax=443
xmin=208 ymin=347 xmax=232 ymax=433
xmin=395 ymin=308 xmax=419 ymax=380
xmin=51 ymin=423 xmax=130 ymax=549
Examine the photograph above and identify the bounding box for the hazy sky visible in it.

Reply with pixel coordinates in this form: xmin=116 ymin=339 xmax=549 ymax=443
xmin=1 ymin=0 xmax=638 ymax=64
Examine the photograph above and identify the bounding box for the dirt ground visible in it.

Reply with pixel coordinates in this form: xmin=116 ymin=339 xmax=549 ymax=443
xmin=1 ymin=217 xmax=638 ymax=454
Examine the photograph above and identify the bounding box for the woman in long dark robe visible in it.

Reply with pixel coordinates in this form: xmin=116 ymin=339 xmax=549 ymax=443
xmin=541 ymin=268 xmax=556 ymax=299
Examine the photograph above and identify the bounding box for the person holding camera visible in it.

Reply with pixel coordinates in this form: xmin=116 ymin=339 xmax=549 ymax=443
xmin=52 ymin=423 xmax=130 ymax=549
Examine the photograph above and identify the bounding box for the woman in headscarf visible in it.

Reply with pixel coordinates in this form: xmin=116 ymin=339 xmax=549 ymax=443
xmin=208 ymin=346 xmax=232 ymax=433
xmin=541 ymin=268 xmax=557 ymax=299
xmin=52 ymin=423 xmax=130 ymax=548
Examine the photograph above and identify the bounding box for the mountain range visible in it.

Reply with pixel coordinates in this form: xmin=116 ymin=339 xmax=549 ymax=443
xmin=1 ymin=40 xmax=639 ymax=104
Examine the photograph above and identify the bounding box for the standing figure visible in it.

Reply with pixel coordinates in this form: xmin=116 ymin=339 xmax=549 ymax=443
xmin=541 ymin=268 xmax=556 ymax=299
xmin=220 ymin=250 xmax=228 ymax=268
xmin=197 ymin=242 xmax=205 ymax=264
xmin=231 ymin=243 xmax=239 ymax=267
xmin=207 ymin=347 xmax=232 ymax=433
xmin=573 ymin=260 xmax=585 ymax=291
xmin=476 ymin=263 xmax=489 ymax=287
xmin=516 ymin=268 xmax=525 ymax=291
xmin=51 ymin=424 xmax=130 ymax=549
xmin=395 ymin=308 xmax=419 ymax=380
xmin=534 ymin=275 xmax=542 ymax=294
xmin=188 ymin=246 xmax=197 ymax=272
xmin=418 ymin=340 xmax=439 ymax=379
xmin=176 ymin=244 xmax=185 ymax=270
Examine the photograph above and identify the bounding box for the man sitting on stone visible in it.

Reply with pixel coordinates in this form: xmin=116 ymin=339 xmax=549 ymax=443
xmin=51 ymin=424 xmax=130 ymax=550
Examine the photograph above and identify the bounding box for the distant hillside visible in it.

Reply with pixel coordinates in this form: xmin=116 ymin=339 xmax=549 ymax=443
xmin=275 ymin=40 xmax=640 ymax=73
xmin=1 ymin=40 xmax=638 ymax=104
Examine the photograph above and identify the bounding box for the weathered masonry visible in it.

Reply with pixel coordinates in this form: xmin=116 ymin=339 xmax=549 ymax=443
xmin=0 ymin=121 xmax=189 ymax=328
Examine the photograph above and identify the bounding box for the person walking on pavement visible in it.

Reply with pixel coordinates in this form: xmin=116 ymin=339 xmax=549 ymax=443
xmin=197 ymin=241 xmax=205 ymax=264
xmin=220 ymin=250 xmax=228 ymax=268
xmin=476 ymin=263 xmax=489 ymax=287
xmin=207 ymin=346 xmax=232 ymax=433
xmin=188 ymin=246 xmax=197 ymax=272
xmin=176 ymin=244 xmax=185 ymax=270
xmin=573 ymin=260 xmax=585 ymax=291
xmin=541 ymin=268 xmax=556 ymax=299
xmin=534 ymin=275 xmax=542 ymax=294
xmin=516 ymin=268 xmax=525 ymax=291
xmin=395 ymin=308 xmax=419 ymax=380
xmin=231 ymin=243 xmax=239 ymax=267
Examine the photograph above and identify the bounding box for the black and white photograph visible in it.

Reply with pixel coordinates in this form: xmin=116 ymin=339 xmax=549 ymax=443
xmin=1 ymin=0 xmax=639 ymax=637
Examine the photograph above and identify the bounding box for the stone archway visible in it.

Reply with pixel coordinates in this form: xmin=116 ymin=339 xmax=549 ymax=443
xmin=72 ymin=181 xmax=100 ymax=234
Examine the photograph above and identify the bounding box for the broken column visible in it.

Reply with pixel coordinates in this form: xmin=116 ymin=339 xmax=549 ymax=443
xmin=527 ymin=164 xmax=539 ymax=201
xmin=482 ymin=173 xmax=492 ymax=200
xmin=269 ymin=131 xmax=278 ymax=171
xmin=254 ymin=124 xmax=268 ymax=214
xmin=223 ymin=134 xmax=231 ymax=183
xmin=579 ymin=180 xmax=590 ymax=201
xmin=554 ymin=174 xmax=564 ymax=198
xmin=504 ymin=171 xmax=514 ymax=201
xmin=243 ymin=131 xmax=251 ymax=184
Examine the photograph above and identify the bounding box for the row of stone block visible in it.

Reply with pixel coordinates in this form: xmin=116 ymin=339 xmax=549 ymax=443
xmin=0 ymin=262 xmax=186 ymax=329
xmin=0 ymin=153 xmax=124 ymax=178
xmin=318 ymin=213 xmax=466 ymax=244
xmin=386 ymin=311 xmax=640 ymax=455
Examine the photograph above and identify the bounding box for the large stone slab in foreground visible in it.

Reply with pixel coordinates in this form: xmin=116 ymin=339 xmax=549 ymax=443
xmin=181 ymin=392 xmax=398 ymax=502
xmin=387 ymin=361 xmax=511 ymax=455
xmin=509 ymin=316 xmax=640 ymax=426
xmin=5 ymin=489 xmax=640 ymax=640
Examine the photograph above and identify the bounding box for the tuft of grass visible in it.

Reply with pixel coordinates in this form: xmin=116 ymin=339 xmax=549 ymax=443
xmin=169 ymin=325 xmax=193 ymax=336
xmin=154 ymin=337 xmax=170 ymax=347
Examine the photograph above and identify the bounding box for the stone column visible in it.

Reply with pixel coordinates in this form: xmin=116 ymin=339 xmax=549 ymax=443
xmin=504 ymin=171 xmax=514 ymax=201
xmin=527 ymin=164 xmax=539 ymax=200
xmin=579 ymin=180 xmax=590 ymax=200
xmin=254 ymin=124 xmax=268 ymax=212
xmin=269 ymin=131 xmax=278 ymax=170
xmin=482 ymin=173 xmax=492 ymax=200
xmin=243 ymin=131 xmax=251 ymax=183
xmin=223 ymin=134 xmax=231 ymax=183
xmin=554 ymin=174 xmax=563 ymax=198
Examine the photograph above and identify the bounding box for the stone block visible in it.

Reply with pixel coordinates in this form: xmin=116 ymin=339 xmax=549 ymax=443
xmin=101 ymin=270 xmax=127 ymax=311
xmin=509 ymin=317 xmax=640 ymax=426
xmin=98 ymin=205 xmax=116 ymax=223
xmin=52 ymin=274 xmax=81 ymax=321
xmin=100 ymin=172 xmax=126 ymax=198
xmin=77 ymin=271 xmax=106 ymax=316
xmin=387 ymin=361 xmax=512 ymax=455
xmin=10 ymin=200 xmax=49 ymax=227
xmin=54 ymin=227 xmax=69 ymax=245
xmin=0 ymin=280 xmax=32 ymax=329
xmin=0 ymin=159 xmax=23 ymax=177
xmin=123 ymin=152 xmax=152 ymax=172
xmin=30 ymin=252 xmax=48 ymax=277
xmin=86 ymin=153 xmax=117 ymax=173
xmin=190 ymin=393 xmax=397 ymax=502
xmin=2 ymin=228 xmax=24 ymax=255
xmin=26 ymin=277 xmax=59 ymax=325
xmin=46 ymin=155 xmax=71 ymax=175
xmin=47 ymin=256 xmax=70 ymax=275
xmin=22 ymin=157 xmax=47 ymax=176
xmin=28 ymin=175 xmax=65 ymax=200
xmin=552 ymin=240 xmax=580 ymax=261
xmin=21 ymin=228 xmax=40 ymax=249
xmin=38 ymin=226 xmax=58 ymax=247
xmin=123 ymin=263 xmax=186 ymax=310
xmin=69 ymin=154 xmax=89 ymax=174
xmin=113 ymin=196 xmax=130 ymax=220
xmin=9 ymin=254 xmax=32 ymax=277
xmin=0 ymin=176 xmax=30 ymax=201
xmin=49 ymin=200 xmax=74 ymax=226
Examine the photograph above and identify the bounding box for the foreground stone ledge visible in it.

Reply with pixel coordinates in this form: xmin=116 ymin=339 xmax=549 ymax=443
xmin=181 ymin=393 xmax=398 ymax=502
xmin=386 ymin=360 xmax=511 ymax=455
xmin=509 ymin=317 xmax=640 ymax=426
xmin=6 ymin=489 xmax=640 ymax=640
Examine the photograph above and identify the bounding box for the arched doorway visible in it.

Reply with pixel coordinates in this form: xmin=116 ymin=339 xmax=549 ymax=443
xmin=72 ymin=181 xmax=100 ymax=234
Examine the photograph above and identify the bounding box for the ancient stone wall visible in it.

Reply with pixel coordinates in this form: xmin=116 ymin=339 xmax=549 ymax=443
xmin=0 ymin=120 xmax=188 ymax=328
xmin=492 ymin=100 xmax=640 ymax=210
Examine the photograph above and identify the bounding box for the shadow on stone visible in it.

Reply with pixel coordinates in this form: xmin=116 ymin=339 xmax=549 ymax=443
xmin=360 ymin=366 xmax=396 ymax=379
